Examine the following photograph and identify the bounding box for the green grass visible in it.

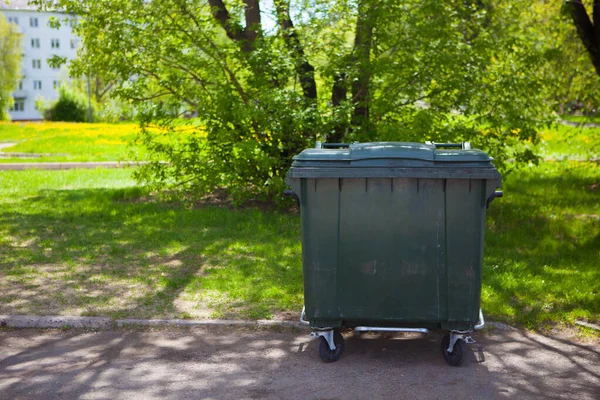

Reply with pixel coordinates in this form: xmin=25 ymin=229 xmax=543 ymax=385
xmin=560 ymin=114 xmax=600 ymax=125
xmin=0 ymin=168 xmax=302 ymax=320
xmin=0 ymin=121 xmax=146 ymax=162
xmin=539 ymin=124 xmax=599 ymax=160
xmin=0 ymin=162 xmax=597 ymax=329
xmin=484 ymin=161 xmax=599 ymax=329
xmin=0 ymin=122 xmax=598 ymax=331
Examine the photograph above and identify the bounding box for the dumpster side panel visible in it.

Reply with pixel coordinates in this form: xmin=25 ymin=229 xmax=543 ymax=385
xmin=443 ymin=179 xmax=486 ymax=330
xmin=301 ymin=178 xmax=341 ymax=327
xmin=337 ymin=177 xmax=446 ymax=324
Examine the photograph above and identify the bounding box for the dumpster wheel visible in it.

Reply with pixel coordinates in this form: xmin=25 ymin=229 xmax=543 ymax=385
xmin=441 ymin=333 xmax=465 ymax=366
xmin=318 ymin=330 xmax=345 ymax=363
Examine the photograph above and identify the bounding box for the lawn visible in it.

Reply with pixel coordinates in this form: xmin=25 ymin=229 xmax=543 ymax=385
xmin=561 ymin=114 xmax=600 ymax=125
xmin=0 ymin=163 xmax=598 ymax=331
xmin=538 ymin=124 xmax=599 ymax=160
xmin=0 ymin=121 xmax=146 ymax=162
xmin=0 ymin=120 xmax=597 ymax=163
xmin=0 ymin=123 xmax=598 ymax=333
xmin=484 ymin=161 xmax=599 ymax=329
xmin=0 ymin=168 xmax=302 ymax=320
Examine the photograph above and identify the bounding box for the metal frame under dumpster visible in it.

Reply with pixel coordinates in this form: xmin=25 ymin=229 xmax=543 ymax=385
xmin=285 ymin=141 xmax=502 ymax=366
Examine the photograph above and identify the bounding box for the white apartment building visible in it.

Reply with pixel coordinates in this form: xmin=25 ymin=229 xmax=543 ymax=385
xmin=1 ymin=0 xmax=79 ymax=120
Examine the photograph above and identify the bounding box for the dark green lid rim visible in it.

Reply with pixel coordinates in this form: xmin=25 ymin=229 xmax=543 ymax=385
xmin=286 ymin=167 xmax=501 ymax=180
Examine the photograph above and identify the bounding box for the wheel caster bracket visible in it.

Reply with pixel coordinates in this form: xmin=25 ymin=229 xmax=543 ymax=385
xmin=310 ymin=329 xmax=336 ymax=351
xmin=447 ymin=332 xmax=471 ymax=353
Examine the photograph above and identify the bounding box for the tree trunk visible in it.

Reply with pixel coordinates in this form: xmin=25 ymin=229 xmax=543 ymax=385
xmin=274 ymin=0 xmax=317 ymax=101
xmin=566 ymin=0 xmax=600 ymax=76
xmin=593 ymin=0 xmax=600 ymax=45
xmin=207 ymin=0 xmax=261 ymax=53
xmin=207 ymin=0 xmax=245 ymax=43
xmin=329 ymin=71 xmax=348 ymax=143
xmin=242 ymin=0 xmax=261 ymax=52
xmin=350 ymin=1 xmax=373 ymax=135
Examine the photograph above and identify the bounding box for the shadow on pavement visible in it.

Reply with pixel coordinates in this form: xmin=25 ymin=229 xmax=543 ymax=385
xmin=479 ymin=329 xmax=599 ymax=399
xmin=0 ymin=327 xmax=597 ymax=399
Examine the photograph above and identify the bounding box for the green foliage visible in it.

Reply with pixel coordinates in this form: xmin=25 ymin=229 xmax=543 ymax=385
xmin=94 ymin=97 xmax=136 ymax=123
xmin=42 ymin=85 xmax=93 ymax=122
xmin=66 ymin=74 xmax=135 ymax=122
xmin=0 ymin=13 xmax=22 ymax=120
xmin=33 ymin=0 xmax=563 ymax=200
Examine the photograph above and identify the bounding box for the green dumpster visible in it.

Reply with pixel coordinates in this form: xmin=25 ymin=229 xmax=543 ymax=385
xmin=285 ymin=142 xmax=502 ymax=365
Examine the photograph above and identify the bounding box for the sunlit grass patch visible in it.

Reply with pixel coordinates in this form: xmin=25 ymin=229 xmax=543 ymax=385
xmin=0 ymin=121 xmax=146 ymax=162
xmin=484 ymin=161 xmax=600 ymax=328
xmin=538 ymin=124 xmax=600 ymax=160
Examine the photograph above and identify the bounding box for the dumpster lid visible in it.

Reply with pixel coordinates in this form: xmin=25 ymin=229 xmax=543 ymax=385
xmin=287 ymin=142 xmax=501 ymax=179
xmin=293 ymin=142 xmax=493 ymax=164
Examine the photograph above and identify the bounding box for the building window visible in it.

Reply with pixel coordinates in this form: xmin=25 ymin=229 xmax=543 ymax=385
xmin=31 ymin=38 xmax=40 ymax=48
xmin=53 ymin=80 xmax=61 ymax=89
xmin=51 ymin=39 xmax=60 ymax=49
xmin=18 ymin=81 xmax=23 ymax=90
xmin=8 ymin=17 xmax=19 ymax=25
xmin=30 ymin=17 xmax=39 ymax=27
xmin=34 ymin=80 xmax=42 ymax=90
xmin=11 ymin=99 xmax=25 ymax=112
xmin=32 ymin=59 xmax=41 ymax=69
xmin=70 ymin=38 xmax=77 ymax=49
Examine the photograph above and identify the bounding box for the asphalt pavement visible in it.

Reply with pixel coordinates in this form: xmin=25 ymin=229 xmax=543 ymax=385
xmin=0 ymin=325 xmax=598 ymax=400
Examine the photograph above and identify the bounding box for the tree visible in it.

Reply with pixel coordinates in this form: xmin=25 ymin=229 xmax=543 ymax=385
xmin=32 ymin=0 xmax=557 ymax=200
xmin=565 ymin=0 xmax=600 ymax=76
xmin=0 ymin=13 xmax=22 ymax=120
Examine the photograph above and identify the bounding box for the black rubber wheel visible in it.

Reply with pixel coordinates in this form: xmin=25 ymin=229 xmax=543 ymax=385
xmin=441 ymin=333 xmax=465 ymax=367
xmin=318 ymin=330 xmax=345 ymax=363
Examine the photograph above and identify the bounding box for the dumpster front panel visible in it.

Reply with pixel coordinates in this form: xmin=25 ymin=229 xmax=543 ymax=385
xmin=443 ymin=179 xmax=487 ymax=329
xmin=301 ymin=178 xmax=341 ymax=326
xmin=337 ymin=177 xmax=446 ymax=323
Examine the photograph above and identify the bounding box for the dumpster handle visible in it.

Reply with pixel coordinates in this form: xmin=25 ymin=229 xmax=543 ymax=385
xmin=284 ymin=189 xmax=300 ymax=207
xmin=486 ymin=190 xmax=503 ymax=208
xmin=319 ymin=142 xmax=350 ymax=149
xmin=426 ymin=141 xmax=471 ymax=150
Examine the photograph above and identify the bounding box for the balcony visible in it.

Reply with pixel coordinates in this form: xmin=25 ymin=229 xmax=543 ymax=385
xmin=12 ymin=89 xmax=27 ymax=98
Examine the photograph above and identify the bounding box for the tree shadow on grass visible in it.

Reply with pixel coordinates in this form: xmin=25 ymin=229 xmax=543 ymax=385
xmin=0 ymin=187 xmax=303 ymax=320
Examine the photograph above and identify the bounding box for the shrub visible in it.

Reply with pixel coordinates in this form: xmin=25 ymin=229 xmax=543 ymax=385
xmin=43 ymin=85 xmax=92 ymax=122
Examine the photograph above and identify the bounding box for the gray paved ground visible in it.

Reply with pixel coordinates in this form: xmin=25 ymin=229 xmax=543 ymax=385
xmin=0 ymin=326 xmax=598 ymax=400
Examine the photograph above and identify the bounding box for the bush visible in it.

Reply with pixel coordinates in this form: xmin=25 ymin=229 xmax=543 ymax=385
xmin=43 ymin=85 xmax=93 ymax=122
